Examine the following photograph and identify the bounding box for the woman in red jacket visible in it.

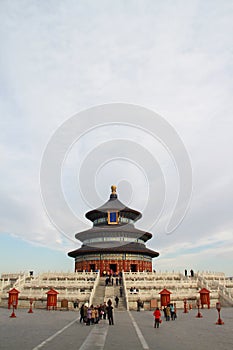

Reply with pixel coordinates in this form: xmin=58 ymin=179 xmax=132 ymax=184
xmin=153 ymin=307 xmax=161 ymax=328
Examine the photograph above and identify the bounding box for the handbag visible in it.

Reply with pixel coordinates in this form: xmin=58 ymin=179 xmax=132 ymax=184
xmin=159 ymin=319 xmax=162 ymax=323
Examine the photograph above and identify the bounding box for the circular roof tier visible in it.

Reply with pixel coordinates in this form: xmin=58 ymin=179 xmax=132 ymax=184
xmin=75 ymin=224 xmax=152 ymax=243
xmin=68 ymin=242 xmax=159 ymax=258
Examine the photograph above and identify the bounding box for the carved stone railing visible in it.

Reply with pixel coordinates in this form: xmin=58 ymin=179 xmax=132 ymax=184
xmin=89 ymin=271 xmax=100 ymax=306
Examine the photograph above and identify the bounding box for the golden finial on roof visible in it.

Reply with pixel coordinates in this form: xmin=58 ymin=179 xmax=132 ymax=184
xmin=111 ymin=185 xmax=117 ymax=194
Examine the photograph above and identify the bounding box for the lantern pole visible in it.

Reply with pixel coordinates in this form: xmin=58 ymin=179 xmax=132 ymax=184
xmin=196 ymin=299 xmax=203 ymax=318
xmin=216 ymin=302 xmax=224 ymax=325
xmin=28 ymin=298 xmax=34 ymax=313
xmin=183 ymin=298 xmax=188 ymax=313
xmin=10 ymin=300 xmax=17 ymax=318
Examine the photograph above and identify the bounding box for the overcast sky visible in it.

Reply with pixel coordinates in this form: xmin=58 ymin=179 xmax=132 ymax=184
xmin=0 ymin=0 xmax=233 ymax=276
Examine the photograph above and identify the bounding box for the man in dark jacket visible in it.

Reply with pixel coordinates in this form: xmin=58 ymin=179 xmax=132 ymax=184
xmin=80 ymin=304 xmax=85 ymax=323
xmin=106 ymin=300 xmax=114 ymax=325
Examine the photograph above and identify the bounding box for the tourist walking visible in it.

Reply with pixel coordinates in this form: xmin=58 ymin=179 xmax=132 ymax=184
xmin=153 ymin=307 xmax=161 ymax=328
xmin=115 ymin=296 xmax=119 ymax=308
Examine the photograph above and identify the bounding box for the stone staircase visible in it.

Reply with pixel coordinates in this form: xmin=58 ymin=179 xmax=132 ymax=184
xmin=92 ymin=277 xmax=127 ymax=311
xmin=113 ymin=288 xmax=127 ymax=311
xmin=91 ymin=277 xmax=106 ymax=305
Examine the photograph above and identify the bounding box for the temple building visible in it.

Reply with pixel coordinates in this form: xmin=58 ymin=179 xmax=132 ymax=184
xmin=68 ymin=186 xmax=159 ymax=274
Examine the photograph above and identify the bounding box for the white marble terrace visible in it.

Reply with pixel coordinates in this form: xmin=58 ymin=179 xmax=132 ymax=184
xmin=1 ymin=270 xmax=233 ymax=310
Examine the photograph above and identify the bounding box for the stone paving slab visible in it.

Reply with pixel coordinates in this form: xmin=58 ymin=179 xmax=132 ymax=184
xmin=0 ymin=307 xmax=232 ymax=350
xmin=132 ymin=307 xmax=233 ymax=350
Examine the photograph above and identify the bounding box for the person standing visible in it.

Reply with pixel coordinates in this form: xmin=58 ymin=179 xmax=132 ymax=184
xmin=86 ymin=307 xmax=92 ymax=326
xmin=106 ymin=302 xmax=114 ymax=325
xmin=137 ymin=298 xmax=142 ymax=312
xmin=119 ymin=286 xmax=123 ymax=297
xmin=94 ymin=307 xmax=99 ymax=324
xmin=83 ymin=304 xmax=88 ymax=323
xmin=165 ymin=305 xmax=171 ymax=321
xmin=174 ymin=303 xmax=177 ymax=320
xmin=91 ymin=305 xmax=95 ymax=325
xmin=153 ymin=307 xmax=161 ymax=328
xmin=80 ymin=304 xmax=85 ymax=323
xmin=170 ymin=304 xmax=175 ymax=320
xmin=163 ymin=306 xmax=167 ymax=319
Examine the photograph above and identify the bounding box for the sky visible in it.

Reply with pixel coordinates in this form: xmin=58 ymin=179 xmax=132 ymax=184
xmin=0 ymin=0 xmax=233 ymax=276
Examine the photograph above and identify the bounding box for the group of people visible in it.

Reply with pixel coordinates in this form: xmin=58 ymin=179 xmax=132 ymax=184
xmin=79 ymin=299 xmax=114 ymax=326
xmin=73 ymin=299 xmax=79 ymax=309
xmin=185 ymin=269 xmax=195 ymax=277
xmin=105 ymin=275 xmax=123 ymax=286
xmin=130 ymin=287 xmax=139 ymax=294
xmin=153 ymin=303 xmax=177 ymax=328
xmin=163 ymin=303 xmax=177 ymax=321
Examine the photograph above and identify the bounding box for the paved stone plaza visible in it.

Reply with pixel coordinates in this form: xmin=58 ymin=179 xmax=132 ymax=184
xmin=0 ymin=307 xmax=232 ymax=350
